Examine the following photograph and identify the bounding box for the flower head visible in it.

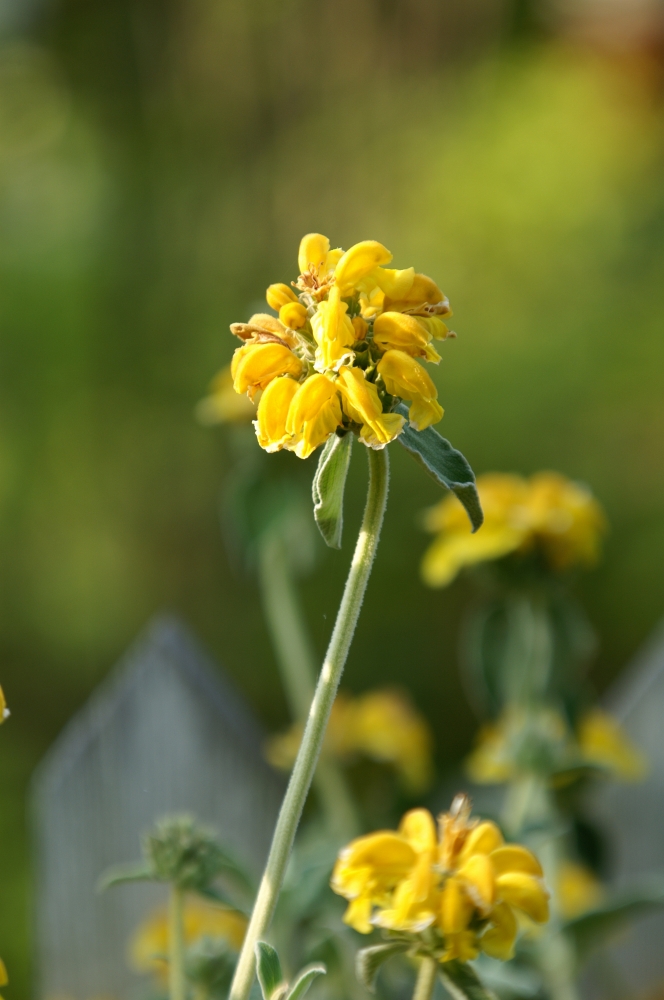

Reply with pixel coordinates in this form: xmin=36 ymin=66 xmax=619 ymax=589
xmin=331 ymin=795 xmax=549 ymax=962
xmin=421 ymin=471 xmax=607 ymax=587
xmin=266 ymin=687 xmax=434 ymax=793
xmin=218 ymin=234 xmax=454 ymax=458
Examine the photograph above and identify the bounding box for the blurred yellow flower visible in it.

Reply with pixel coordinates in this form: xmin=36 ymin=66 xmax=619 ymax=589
xmin=331 ymin=795 xmax=548 ymax=962
xmin=421 ymin=471 xmax=607 ymax=587
xmin=555 ymin=861 xmax=604 ymax=919
xmin=196 ymin=365 xmax=256 ymax=425
xmin=0 ymin=686 xmax=8 ymax=724
xmin=266 ymin=687 xmax=434 ymax=793
xmin=578 ymin=709 xmax=647 ymax=781
xmin=466 ymin=706 xmax=645 ymax=785
xmin=0 ymin=958 xmax=7 ymax=999
xmin=130 ymin=897 xmax=247 ymax=984
xmin=219 ymin=233 xmax=453 ymax=458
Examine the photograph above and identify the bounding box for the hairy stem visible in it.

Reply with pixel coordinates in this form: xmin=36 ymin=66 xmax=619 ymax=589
xmin=229 ymin=446 xmax=390 ymax=1000
xmin=169 ymin=884 xmax=186 ymax=1000
xmin=413 ymin=957 xmax=438 ymax=1000
xmin=258 ymin=530 xmax=360 ymax=841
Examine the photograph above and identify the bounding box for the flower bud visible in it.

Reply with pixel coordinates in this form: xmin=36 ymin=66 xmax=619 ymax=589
xmin=298 ymin=233 xmax=330 ymax=275
xmin=266 ymin=282 xmax=298 ymax=311
xmin=352 ymin=316 xmax=368 ymax=340
xmin=255 ymin=376 xmax=299 ymax=452
xmin=334 ymin=241 xmax=393 ymax=293
xmin=279 ymin=301 xmax=308 ymax=330
xmin=231 ymin=341 xmax=303 ymax=399
xmin=373 ymin=312 xmax=440 ymax=362
xmin=285 ymin=373 xmax=342 ymax=459
xmin=337 ymin=366 xmax=405 ymax=448
xmin=377 ymin=350 xmax=443 ymax=431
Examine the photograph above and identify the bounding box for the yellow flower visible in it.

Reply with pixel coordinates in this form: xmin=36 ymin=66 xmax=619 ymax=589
xmin=266 ymin=282 xmax=298 ymax=311
xmin=279 ymin=301 xmax=308 ymax=330
xmin=578 ymin=709 xmax=647 ymax=781
xmin=555 ymin=861 xmax=604 ymax=919
xmin=333 ymin=240 xmax=393 ymax=294
xmin=421 ymin=471 xmax=607 ymax=587
xmin=285 ymin=373 xmax=343 ymax=459
xmin=254 ymin=376 xmax=300 ymax=453
xmin=130 ymin=898 xmax=247 ymax=984
xmin=331 ymin=796 xmax=549 ymax=963
xmin=337 ymin=366 xmax=405 ymax=449
xmin=221 ymin=234 xmax=455 ymax=457
xmin=266 ymin=688 xmax=434 ymax=793
xmin=373 ymin=312 xmax=442 ymax=363
xmin=0 ymin=957 xmax=7 ymax=997
xmin=231 ymin=341 xmax=303 ymax=400
xmin=196 ymin=365 xmax=257 ymax=425
xmin=311 ymin=285 xmax=356 ymax=372
xmin=0 ymin=686 xmax=8 ymax=724
xmin=377 ymin=350 xmax=444 ymax=431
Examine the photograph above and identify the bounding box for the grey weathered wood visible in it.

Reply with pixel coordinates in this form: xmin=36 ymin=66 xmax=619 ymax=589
xmin=32 ymin=614 xmax=284 ymax=1000
xmin=585 ymin=619 xmax=664 ymax=994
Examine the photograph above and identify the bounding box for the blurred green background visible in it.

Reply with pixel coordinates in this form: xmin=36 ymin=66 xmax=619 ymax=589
xmin=1 ymin=0 xmax=663 ymax=993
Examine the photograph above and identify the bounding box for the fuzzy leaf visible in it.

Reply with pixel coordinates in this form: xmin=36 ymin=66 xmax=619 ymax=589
xmin=565 ymin=877 xmax=664 ymax=962
xmin=255 ymin=942 xmax=285 ymax=1000
xmin=285 ymin=963 xmax=326 ymax=1000
xmin=395 ymin=404 xmax=483 ymax=532
xmin=439 ymin=960 xmax=497 ymax=1000
xmin=97 ymin=863 xmax=153 ymax=892
xmin=356 ymin=941 xmax=410 ymax=992
xmin=312 ymin=432 xmax=353 ymax=548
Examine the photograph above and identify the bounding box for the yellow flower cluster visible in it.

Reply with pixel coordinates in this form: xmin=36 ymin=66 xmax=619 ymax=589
xmin=421 ymin=472 xmax=607 ymax=587
xmin=331 ymin=795 xmax=549 ymax=963
xmin=130 ymin=898 xmax=247 ymax=984
xmin=226 ymin=234 xmax=452 ymax=458
xmin=466 ymin=706 xmax=646 ymax=785
xmin=266 ymin=688 xmax=434 ymax=793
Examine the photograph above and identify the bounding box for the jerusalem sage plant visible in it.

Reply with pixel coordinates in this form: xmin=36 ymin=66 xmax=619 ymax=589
xmin=212 ymin=233 xmax=484 ymax=1000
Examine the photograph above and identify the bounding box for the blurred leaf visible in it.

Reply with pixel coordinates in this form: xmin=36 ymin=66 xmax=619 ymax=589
xmin=96 ymin=862 xmax=153 ymax=892
xmin=285 ymin=963 xmax=326 ymax=1000
xmin=440 ymin=960 xmax=497 ymax=1000
xmin=472 ymin=954 xmax=542 ymax=999
xmin=565 ymin=877 xmax=664 ymax=962
xmin=395 ymin=404 xmax=483 ymax=532
xmin=312 ymin=432 xmax=353 ymax=549
xmin=255 ymin=941 xmax=285 ymax=1000
xmin=356 ymin=941 xmax=409 ymax=992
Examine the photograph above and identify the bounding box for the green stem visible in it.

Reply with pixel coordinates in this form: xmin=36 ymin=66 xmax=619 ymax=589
xmin=413 ymin=957 xmax=437 ymax=1000
xmin=229 ymin=446 xmax=390 ymax=1000
xmin=169 ymin=884 xmax=186 ymax=1000
xmin=258 ymin=531 xmax=360 ymax=841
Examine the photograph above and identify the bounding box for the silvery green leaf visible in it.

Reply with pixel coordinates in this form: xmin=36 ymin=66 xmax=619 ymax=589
xmin=565 ymin=877 xmax=664 ymax=962
xmin=395 ymin=403 xmax=483 ymax=532
xmin=356 ymin=941 xmax=410 ymax=992
xmin=439 ymin=960 xmax=498 ymax=1000
xmin=312 ymin=432 xmax=353 ymax=549
xmin=97 ymin=863 xmax=153 ymax=892
xmin=285 ymin=963 xmax=326 ymax=1000
xmin=255 ymin=941 xmax=285 ymax=1000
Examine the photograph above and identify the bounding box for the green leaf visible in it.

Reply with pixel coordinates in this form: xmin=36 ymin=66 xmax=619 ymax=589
xmin=285 ymin=963 xmax=326 ymax=1000
xmin=439 ymin=960 xmax=497 ymax=1000
xmin=312 ymin=432 xmax=353 ymax=548
xmin=356 ymin=941 xmax=410 ymax=993
xmin=565 ymin=877 xmax=664 ymax=962
xmin=96 ymin=863 xmax=153 ymax=892
xmin=395 ymin=403 xmax=483 ymax=532
xmin=255 ymin=941 xmax=285 ymax=1000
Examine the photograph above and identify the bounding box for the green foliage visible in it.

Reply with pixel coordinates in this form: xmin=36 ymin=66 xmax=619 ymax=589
xmin=312 ymin=432 xmax=353 ymax=549
xmin=394 ymin=404 xmax=483 ymax=532
xmin=255 ymin=942 xmax=326 ymax=1000
xmin=355 ymin=941 xmax=410 ymax=992
xmin=439 ymin=960 xmax=498 ymax=1000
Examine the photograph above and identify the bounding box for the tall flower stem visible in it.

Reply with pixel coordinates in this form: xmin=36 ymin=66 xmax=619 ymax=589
xmin=229 ymin=446 xmax=390 ymax=1000
xmin=258 ymin=530 xmax=360 ymax=841
xmin=168 ymin=884 xmax=186 ymax=1000
xmin=413 ymin=957 xmax=438 ymax=1000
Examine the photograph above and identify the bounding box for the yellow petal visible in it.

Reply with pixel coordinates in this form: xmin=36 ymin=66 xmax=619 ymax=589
xmin=334 ymin=240 xmax=393 ymax=292
xmin=481 ymin=902 xmax=518 ymax=960
xmin=338 ymin=366 xmax=405 ymax=448
xmin=368 ymin=266 xmax=415 ymax=298
xmin=408 ymin=395 xmax=444 ymax=432
xmin=377 ymin=350 xmax=438 ymax=401
xmin=279 ymin=301 xmax=308 ymax=330
xmin=254 ymin=376 xmax=300 ymax=453
xmin=384 ymin=272 xmax=447 ymax=312
xmin=231 ymin=342 xmax=303 ymax=399
xmin=490 ymin=845 xmax=543 ymax=878
xmin=399 ymin=809 xmax=437 ymax=853
xmin=373 ymin=313 xmax=432 ymax=359
xmin=496 ymin=872 xmax=550 ymax=923
xmin=286 ymin=373 xmax=342 ymax=459
xmin=457 ymin=853 xmax=495 ymax=913
xmin=556 ymin=861 xmax=604 ymax=919
xmin=459 ymin=821 xmax=504 ymax=860
xmin=442 ymin=930 xmax=480 ymax=963
xmin=0 ymin=959 xmax=7 ymax=986
xmin=578 ymin=709 xmax=647 ymax=781
xmin=440 ymin=876 xmax=473 ymax=935
xmin=420 ymin=525 xmax=526 ymax=588
xmin=298 ymin=233 xmax=330 ymax=275
xmin=418 ymin=316 xmax=451 ymax=340
xmin=342 ymin=896 xmax=373 ymax=933
xmin=0 ymin=687 xmax=8 ymax=724
xmin=311 ymin=285 xmax=355 ymax=371
xmin=266 ymin=283 xmax=298 ymax=311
